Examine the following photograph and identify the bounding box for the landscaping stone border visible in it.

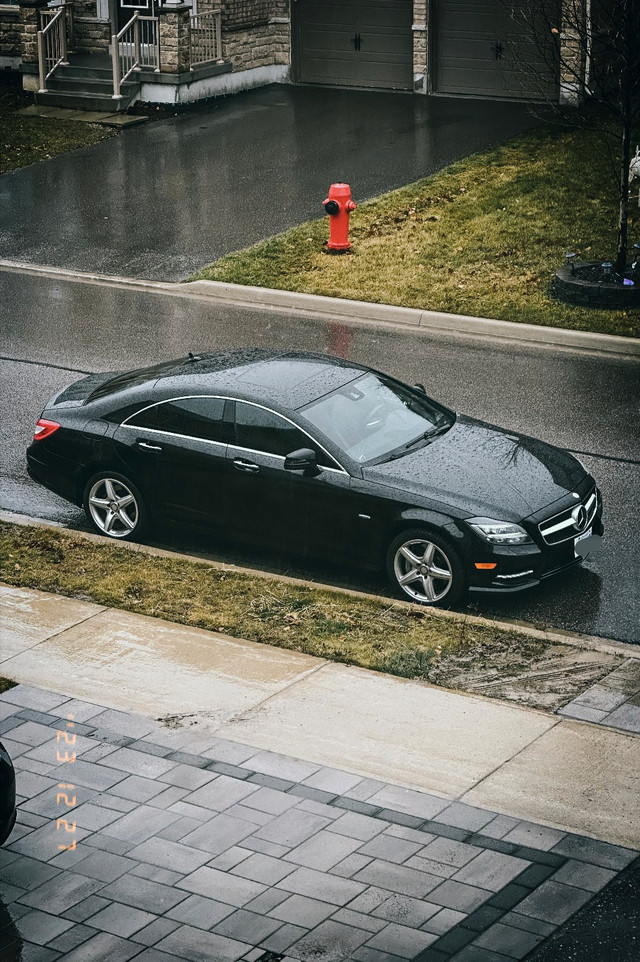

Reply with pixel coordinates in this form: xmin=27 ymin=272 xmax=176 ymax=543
xmin=553 ymin=262 xmax=640 ymax=309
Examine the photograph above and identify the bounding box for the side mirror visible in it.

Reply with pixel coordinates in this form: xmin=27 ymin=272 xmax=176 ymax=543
xmin=413 ymin=383 xmax=426 ymax=394
xmin=284 ymin=447 xmax=318 ymax=472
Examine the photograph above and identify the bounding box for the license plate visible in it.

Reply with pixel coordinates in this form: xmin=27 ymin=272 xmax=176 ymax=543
xmin=574 ymin=526 xmax=592 ymax=556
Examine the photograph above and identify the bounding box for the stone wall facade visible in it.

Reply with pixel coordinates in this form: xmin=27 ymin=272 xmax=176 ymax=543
xmin=74 ymin=16 xmax=110 ymax=55
xmin=221 ymin=20 xmax=287 ymax=70
xmin=197 ymin=0 xmax=290 ymax=71
xmin=158 ymin=5 xmax=191 ymax=74
xmin=17 ymin=1 xmax=46 ymax=67
xmin=0 ymin=6 xmax=21 ymax=59
xmin=412 ymin=0 xmax=428 ymax=92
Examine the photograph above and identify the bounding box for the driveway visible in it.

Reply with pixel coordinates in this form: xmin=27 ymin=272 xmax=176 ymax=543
xmin=0 ymin=86 xmax=537 ymax=280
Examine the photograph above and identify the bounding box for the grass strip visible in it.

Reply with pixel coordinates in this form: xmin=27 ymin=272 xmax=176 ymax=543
xmin=0 ymin=522 xmax=551 ymax=686
xmin=0 ymin=74 xmax=115 ymax=174
xmin=191 ymin=124 xmax=640 ymax=338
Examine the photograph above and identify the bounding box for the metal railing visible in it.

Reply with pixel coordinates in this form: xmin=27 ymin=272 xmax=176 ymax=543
xmin=37 ymin=3 xmax=69 ymax=92
xmin=190 ymin=9 xmax=223 ymax=68
xmin=112 ymin=12 xmax=159 ymax=100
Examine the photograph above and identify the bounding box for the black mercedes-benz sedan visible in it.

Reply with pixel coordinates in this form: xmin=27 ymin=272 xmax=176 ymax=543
xmin=27 ymin=349 xmax=603 ymax=607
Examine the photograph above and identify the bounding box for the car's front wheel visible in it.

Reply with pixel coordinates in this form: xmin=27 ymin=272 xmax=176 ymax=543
xmin=83 ymin=472 xmax=146 ymax=541
xmin=386 ymin=528 xmax=465 ymax=607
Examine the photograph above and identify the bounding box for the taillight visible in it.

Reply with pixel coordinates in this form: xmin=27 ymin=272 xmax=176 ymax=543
xmin=33 ymin=418 xmax=60 ymax=441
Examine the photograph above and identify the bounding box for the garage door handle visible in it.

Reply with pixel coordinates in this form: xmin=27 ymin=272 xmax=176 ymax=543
xmin=233 ymin=459 xmax=259 ymax=473
xmin=137 ymin=441 xmax=162 ymax=452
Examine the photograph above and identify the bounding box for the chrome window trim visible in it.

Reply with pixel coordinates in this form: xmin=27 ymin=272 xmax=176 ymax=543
xmin=228 ymin=444 xmax=346 ymax=475
xmin=120 ymin=423 xmax=227 ymax=449
xmin=231 ymin=398 xmax=348 ymax=474
xmin=121 ymin=395 xmax=228 ymax=447
xmin=121 ymin=394 xmax=349 ymax=475
xmin=122 ymin=394 xmax=227 ymax=427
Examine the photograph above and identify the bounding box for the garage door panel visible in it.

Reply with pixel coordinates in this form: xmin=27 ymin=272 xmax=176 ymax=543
xmin=296 ymin=0 xmax=413 ymax=91
xmin=436 ymin=0 xmax=558 ymax=100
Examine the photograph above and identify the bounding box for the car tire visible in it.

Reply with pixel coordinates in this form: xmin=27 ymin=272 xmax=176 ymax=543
xmin=83 ymin=471 xmax=147 ymax=541
xmin=386 ymin=527 xmax=466 ymax=607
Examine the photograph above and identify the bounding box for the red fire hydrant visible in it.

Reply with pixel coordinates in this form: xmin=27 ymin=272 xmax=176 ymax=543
xmin=323 ymin=183 xmax=357 ymax=253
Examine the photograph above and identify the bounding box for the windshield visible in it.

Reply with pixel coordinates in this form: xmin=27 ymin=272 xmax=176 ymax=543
xmin=300 ymin=373 xmax=453 ymax=463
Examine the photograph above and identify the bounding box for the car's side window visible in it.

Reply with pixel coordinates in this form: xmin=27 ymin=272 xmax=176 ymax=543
xmin=233 ymin=402 xmax=336 ymax=468
xmin=127 ymin=397 xmax=225 ymax=443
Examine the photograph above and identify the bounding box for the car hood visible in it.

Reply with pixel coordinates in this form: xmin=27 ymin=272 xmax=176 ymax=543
xmin=361 ymin=415 xmax=585 ymax=519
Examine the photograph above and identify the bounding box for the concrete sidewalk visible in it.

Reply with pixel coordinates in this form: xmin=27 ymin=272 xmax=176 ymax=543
xmin=1 ymin=584 xmax=639 ymax=961
xmin=2 ymin=584 xmax=639 ymax=851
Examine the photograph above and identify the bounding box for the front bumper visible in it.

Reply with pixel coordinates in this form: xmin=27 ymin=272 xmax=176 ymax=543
xmin=466 ymin=502 xmax=604 ymax=595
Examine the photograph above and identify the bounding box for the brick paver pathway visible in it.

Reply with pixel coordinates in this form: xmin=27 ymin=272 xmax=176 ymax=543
xmin=0 ymin=685 xmax=637 ymax=961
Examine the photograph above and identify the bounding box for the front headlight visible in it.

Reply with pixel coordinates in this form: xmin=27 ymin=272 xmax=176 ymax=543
xmin=467 ymin=518 xmax=533 ymax=545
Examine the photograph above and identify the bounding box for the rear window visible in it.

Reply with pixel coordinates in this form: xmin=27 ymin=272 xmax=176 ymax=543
xmin=86 ymin=358 xmax=188 ymax=402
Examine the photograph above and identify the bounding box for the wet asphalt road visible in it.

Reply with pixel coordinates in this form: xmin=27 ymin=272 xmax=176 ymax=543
xmin=0 ymin=86 xmax=538 ymax=281
xmin=2 ymin=268 xmax=639 ymax=644
xmin=527 ymin=858 xmax=640 ymax=961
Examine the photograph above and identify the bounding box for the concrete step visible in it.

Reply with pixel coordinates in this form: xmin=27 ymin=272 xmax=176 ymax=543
xmin=52 ymin=65 xmax=114 ymax=83
xmin=33 ymin=87 xmax=139 ymax=113
xmin=46 ymin=76 xmax=117 ymax=95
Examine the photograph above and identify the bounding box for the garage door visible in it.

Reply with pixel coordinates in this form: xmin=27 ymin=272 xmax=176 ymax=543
xmin=435 ymin=0 xmax=558 ymax=100
xmin=295 ymin=0 xmax=413 ymax=91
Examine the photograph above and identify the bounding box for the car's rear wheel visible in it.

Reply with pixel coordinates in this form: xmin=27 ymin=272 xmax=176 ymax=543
xmin=83 ymin=472 xmax=146 ymax=541
xmin=386 ymin=528 xmax=465 ymax=607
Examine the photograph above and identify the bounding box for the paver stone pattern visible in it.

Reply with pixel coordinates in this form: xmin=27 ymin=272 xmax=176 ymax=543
xmin=0 ymin=685 xmax=637 ymax=961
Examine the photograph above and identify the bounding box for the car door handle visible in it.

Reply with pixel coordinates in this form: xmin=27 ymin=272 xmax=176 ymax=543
xmin=233 ymin=459 xmax=260 ymax=473
xmin=137 ymin=441 xmax=162 ymax=452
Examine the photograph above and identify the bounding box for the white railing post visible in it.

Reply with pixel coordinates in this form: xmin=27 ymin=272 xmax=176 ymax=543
xmin=60 ymin=5 xmax=68 ymax=65
xmin=134 ymin=16 xmax=141 ymax=68
xmin=112 ymin=34 xmax=121 ymax=99
xmin=37 ymin=30 xmax=46 ymax=92
xmin=36 ymin=6 xmax=69 ymax=92
xmin=189 ymin=9 xmax=222 ymax=68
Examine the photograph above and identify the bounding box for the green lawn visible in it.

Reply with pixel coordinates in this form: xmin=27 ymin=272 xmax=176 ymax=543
xmin=0 ymin=73 xmax=115 ymax=174
xmin=191 ymin=124 xmax=640 ymax=338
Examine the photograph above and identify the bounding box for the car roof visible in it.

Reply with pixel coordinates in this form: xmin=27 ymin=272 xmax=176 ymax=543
xmin=90 ymin=350 xmax=370 ymax=410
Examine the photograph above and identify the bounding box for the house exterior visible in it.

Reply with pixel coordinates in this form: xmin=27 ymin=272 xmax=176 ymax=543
xmin=0 ymin=0 xmax=585 ymax=109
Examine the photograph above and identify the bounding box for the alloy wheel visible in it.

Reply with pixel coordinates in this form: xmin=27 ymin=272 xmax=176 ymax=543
xmin=393 ymin=537 xmax=454 ymax=603
xmin=87 ymin=477 xmax=139 ymax=538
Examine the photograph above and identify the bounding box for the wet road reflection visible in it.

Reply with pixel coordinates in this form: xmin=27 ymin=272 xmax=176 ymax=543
xmin=0 ymin=896 xmax=23 ymax=959
xmin=1 ymin=271 xmax=638 ymax=644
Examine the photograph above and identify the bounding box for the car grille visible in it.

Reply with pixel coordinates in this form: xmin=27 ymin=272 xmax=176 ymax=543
xmin=538 ymin=486 xmax=598 ymax=546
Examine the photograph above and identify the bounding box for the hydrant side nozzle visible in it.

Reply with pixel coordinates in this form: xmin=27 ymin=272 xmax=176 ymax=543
xmin=346 ymin=200 xmax=357 ymax=212
xmin=323 ymin=199 xmax=340 ymax=216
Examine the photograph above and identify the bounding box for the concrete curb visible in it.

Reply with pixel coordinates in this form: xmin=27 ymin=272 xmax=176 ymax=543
xmin=2 ymin=259 xmax=639 ymax=358
xmin=2 ymin=510 xmax=637 ymax=660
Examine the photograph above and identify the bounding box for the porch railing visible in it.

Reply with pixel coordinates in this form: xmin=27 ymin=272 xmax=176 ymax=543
xmin=112 ymin=11 xmax=159 ymax=100
xmin=37 ymin=4 xmax=69 ymax=92
xmin=190 ymin=9 xmax=223 ymax=68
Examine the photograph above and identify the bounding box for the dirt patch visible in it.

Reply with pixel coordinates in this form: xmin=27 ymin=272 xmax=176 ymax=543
xmin=431 ymin=638 xmax=622 ymax=711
